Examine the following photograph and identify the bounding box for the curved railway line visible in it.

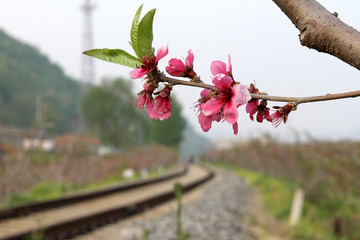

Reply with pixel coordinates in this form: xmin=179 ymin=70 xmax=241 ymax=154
xmin=0 ymin=164 xmax=214 ymax=240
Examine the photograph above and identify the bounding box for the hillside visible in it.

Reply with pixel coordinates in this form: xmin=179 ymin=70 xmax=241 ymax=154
xmin=0 ymin=29 xmax=81 ymax=133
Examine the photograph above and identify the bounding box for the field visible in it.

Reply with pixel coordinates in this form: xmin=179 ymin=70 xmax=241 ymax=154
xmin=0 ymin=144 xmax=177 ymax=208
xmin=205 ymin=136 xmax=360 ymax=240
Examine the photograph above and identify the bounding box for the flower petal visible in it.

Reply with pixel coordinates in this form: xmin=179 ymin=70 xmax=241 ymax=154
xmin=185 ymin=50 xmax=194 ymax=67
xmin=155 ymin=45 xmax=168 ymax=62
xmin=166 ymin=58 xmax=185 ymax=76
xmin=129 ymin=68 xmax=147 ymax=79
xmin=226 ymin=55 xmax=232 ymax=74
xmin=256 ymin=111 xmax=264 ymax=123
xmin=246 ymin=100 xmax=258 ymax=114
xmin=212 ymin=75 xmax=233 ymax=90
xmin=232 ymin=84 xmax=252 ymax=106
xmin=198 ymin=112 xmax=212 ymax=132
xmin=146 ymin=100 xmax=158 ymax=119
xmin=158 ymin=110 xmax=171 ymax=120
xmin=202 ymin=99 xmax=225 ymax=116
xmin=232 ymin=122 xmax=238 ymax=135
xmin=223 ymin=100 xmax=238 ymax=124
xmin=200 ymin=89 xmax=211 ymax=98
xmin=210 ymin=60 xmax=227 ymax=76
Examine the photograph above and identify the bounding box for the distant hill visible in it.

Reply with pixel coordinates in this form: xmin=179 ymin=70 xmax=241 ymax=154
xmin=0 ymin=29 xmax=81 ymax=134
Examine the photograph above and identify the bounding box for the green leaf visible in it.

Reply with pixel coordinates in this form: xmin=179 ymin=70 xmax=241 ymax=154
xmin=137 ymin=9 xmax=156 ymax=58
xmin=130 ymin=4 xmax=143 ymax=57
xmin=83 ymin=49 xmax=142 ymax=69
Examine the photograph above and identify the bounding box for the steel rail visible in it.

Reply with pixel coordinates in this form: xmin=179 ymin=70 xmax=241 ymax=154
xmin=0 ymin=165 xmax=187 ymax=220
xmin=0 ymin=164 xmax=214 ymax=240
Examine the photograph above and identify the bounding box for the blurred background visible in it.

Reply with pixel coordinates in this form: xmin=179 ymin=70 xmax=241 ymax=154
xmin=0 ymin=1 xmax=359 ymax=239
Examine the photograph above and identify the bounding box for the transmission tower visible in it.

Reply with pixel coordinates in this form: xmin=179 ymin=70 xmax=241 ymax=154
xmin=81 ymin=0 xmax=96 ymax=85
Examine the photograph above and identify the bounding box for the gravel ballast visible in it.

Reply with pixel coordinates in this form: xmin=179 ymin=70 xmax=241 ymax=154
xmin=121 ymin=168 xmax=256 ymax=240
xmin=73 ymin=167 xmax=257 ymax=240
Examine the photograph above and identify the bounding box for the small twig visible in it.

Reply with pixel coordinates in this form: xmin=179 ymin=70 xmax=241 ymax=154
xmin=160 ymin=75 xmax=218 ymax=91
xmin=159 ymin=74 xmax=360 ymax=104
xmin=252 ymin=90 xmax=360 ymax=104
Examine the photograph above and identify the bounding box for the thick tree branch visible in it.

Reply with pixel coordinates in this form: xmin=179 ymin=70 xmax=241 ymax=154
xmin=272 ymin=0 xmax=360 ymax=70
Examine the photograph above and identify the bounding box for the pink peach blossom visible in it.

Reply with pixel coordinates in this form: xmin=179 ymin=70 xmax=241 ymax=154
xmin=246 ymin=100 xmax=258 ymax=120
xmin=210 ymin=55 xmax=232 ymax=76
xmin=153 ymin=86 xmax=172 ymax=120
xmin=271 ymin=104 xmax=292 ymax=127
xmin=129 ymin=45 xmax=168 ymax=79
xmin=246 ymin=83 xmax=271 ymax=123
xmin=166 ymin=50 xmax=196 ymax=79
xmin=132 ymin=82 xmax=157 ymax=119
xmin=197 ymin=56 xmax=251 ymax=135
xmin=202 ymin=77 xmax=250 ymax=125
xmin=197 ymin=89 xmax=221 ymax=132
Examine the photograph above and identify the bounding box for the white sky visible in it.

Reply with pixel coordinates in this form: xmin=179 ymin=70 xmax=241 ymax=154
xmin=0 ymin=0 xmax=359 ymax=141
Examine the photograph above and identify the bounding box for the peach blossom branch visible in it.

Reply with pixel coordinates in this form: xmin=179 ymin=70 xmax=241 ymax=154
xmin=159 ymin=74 xmax=360 ymax=104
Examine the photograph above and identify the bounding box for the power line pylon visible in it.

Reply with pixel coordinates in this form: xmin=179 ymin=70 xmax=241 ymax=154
xmin=81 ymin=0 xmax=96 ymax=85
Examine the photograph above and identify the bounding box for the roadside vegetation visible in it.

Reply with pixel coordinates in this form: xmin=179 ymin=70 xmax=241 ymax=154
xmin=205 ymin=136 xmax=360 ymax=240
xmin=0 ymin=144 xmax=178 ymax=208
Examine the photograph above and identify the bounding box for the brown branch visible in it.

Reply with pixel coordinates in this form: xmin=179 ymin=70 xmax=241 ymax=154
xmin=272 ymin=0 xmax=360 ymax=70
xmin=159 ymin=75 xmax=360 ymax=104
xmin=251 ymin=90 xmax=360 ymax=104
xmin=159 ymin=75 xmax=218 ymax=91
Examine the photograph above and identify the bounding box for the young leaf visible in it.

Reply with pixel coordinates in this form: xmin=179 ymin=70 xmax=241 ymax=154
xmin=83 ymin=49 xmax=142 ymax=69
xmin=137 ymin=9 xmax=156 ymax=58
xmin=130 ymin=4 xmax=143 ymax=57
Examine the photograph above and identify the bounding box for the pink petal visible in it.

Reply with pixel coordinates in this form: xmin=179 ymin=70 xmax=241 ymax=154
xmin=232 ymin=84 xmax=252 ymax=106
xmin=226 ymin=55 xmax=232 ymax=74
xmin=134 ymin=95 xmax=146 ymax=110
xmin=155 ymin=45 xmax=168 ymax=62
xmin=166 ymin=58 xmax=185 ymax=76
xmin=223 ymin=100 xmax=238 ymax=124
xmin=210 ymin=60 xmax=227 ymax=76
xmin=202 ymin=99 xmax=225 ymax=116
xmin=129 ymin=68 xmax=147 ymax=79
xmin=264 ymin=110 xmax=271 ymax=122
xmin=212 ymin=112 xmax=222 ymax=122
xmin=200 ymin=89 xmax=210 ymax=98
xmin=246 ymin=100 xmax=258 ymax=114
xmin=249 ymin=113 xmax=254 ymax=121
xmin=169 ymin=58 xmax=185 ymax=70
xmin=198 ymin=112 xmax=212 ymax=132
xmin=146 ymin=100 xmax=158 ymax=119
xmin=232 ymin=122 xmax=238 ymax=135
xmin=185 ymin=50 xmax=194 ymax=67
xmin=212 ymin=75 xmax=233 ymax=90
xmin=271 ymin=111 xmax=283 ymax=127
xmin=256 ymin=111 xmax=264 ymax=123
xmin=158 ymin=110 xmax=171 ymax=120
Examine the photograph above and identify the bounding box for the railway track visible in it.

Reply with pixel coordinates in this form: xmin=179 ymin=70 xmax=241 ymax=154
xmin=0 ymin=164 xmax=214 ymax=240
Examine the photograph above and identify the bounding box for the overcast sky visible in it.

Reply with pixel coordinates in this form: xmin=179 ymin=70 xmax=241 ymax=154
xmin=0 ymin=0 xmax=359 ymax=142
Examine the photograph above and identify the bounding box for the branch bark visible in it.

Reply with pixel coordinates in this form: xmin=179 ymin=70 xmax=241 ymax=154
xmin=159 ymin=75 xmax=360 ymax=104
xmin=272 ymin=0 xmax=360 ymax=70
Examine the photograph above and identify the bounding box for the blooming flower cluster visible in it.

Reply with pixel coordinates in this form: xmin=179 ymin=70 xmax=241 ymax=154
xmin=246 ymin=83 xmax=271 ymax=123
xmin=129 ymin=45 xmax=293 ymax=134
xmin=197 ymin=56 xmax=251 ymax=135
xmin=84 ymin=5 xmax=296 ymax=136
xmin=130 ymin=45 xmax=173 ymax=120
